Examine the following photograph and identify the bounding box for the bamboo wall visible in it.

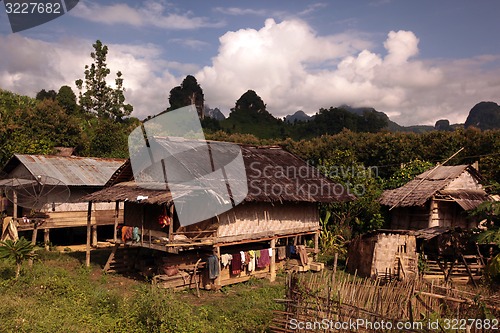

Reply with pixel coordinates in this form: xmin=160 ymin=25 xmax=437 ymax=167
xmin=348 ymin=233 xmax=417 ymax=280
xmin=216 ymin=202 xmax=319 ymax=240
xmin=390 ymin=205 xmax=430 ymax=229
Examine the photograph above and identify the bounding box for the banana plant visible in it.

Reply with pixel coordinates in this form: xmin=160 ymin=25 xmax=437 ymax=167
xmin=0 ymin=237 xmax=36 ymax=279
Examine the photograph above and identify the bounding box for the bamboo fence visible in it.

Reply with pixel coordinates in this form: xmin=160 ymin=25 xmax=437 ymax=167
xmin=270 ymin=271 xmax=500 ymax=333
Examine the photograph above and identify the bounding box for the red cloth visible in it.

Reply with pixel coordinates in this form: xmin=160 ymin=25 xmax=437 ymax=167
xmin=257 ymin=249 xmax=270 ymax=268
xmin=230 ymin=252 xmax=241 ymax=275
xmin=121 ymin=226 xmax=133 ymax=242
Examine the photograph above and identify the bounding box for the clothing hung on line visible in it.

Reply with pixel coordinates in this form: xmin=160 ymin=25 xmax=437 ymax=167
xmin=257 ymin=249 xmax=270 ymax=268
xmin=247 ymin=250 xmax=256 ymax=272
xmin=277 ymin=246 xmax=286 ymax=260
xmin=220 ymin=253 xmax=232 ymax=268
xmin=230 ymin=252 xmax=242 ymax=275
xmin=207 ymin=255 xmax=220 ymax=279
xmin=121 ymin=226 xmax=133 ymax=242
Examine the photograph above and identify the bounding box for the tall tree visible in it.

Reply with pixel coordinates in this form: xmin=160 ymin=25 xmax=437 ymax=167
xmin=233 ymin=90 xmax=266 ymax=114
xmin=35 ymin=89 xmax=56 ymax=101
xmin=75 ymin=40 xmax=133 ymax=121
xmin=56 ymin=85 xmax=78 ymax=115
xmin=167 ymin=75 xmax=204 ymax=118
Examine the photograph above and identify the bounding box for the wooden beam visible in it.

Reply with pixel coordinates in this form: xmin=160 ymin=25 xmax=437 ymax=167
xmin=270 ymin=238 xmax=276 ymax=282
xmin=215 ymin=228 xmax=318 ymax=246
xmin=169 ymin=204 xmax=174 ymax=242
xmin=91 ymin=225 xmax=97 ymax=247
xmin=314 ymin=231 xmax=319 ymax=260
xmin=214 ymin=246 xmax=221 ymax=289
xmin=86 ymin=201 xmax=92 ymax=267
xmin=44 ymin=229 xmax=50 ymax=250
xmin=113 ymin=201 xmax=119 ymax=243
xmin=13 ymin=191 xmax=17 ymax=219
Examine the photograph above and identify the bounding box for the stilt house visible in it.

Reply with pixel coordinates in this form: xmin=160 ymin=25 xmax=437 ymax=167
xmin=379 ymin=165 xmax=491 ymax=230
xmin=83 ymin=140 xmax=354 ymax=289
xmin=0 ymin=154 xmax=125 ymax=244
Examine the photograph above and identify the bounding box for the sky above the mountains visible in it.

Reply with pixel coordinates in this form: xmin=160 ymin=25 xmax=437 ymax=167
xmin=1 ymin=0 xmax=499 ymax=126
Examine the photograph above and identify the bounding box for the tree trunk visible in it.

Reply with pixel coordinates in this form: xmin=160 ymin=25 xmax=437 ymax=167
xmin=15 ymin=262 xmax=21 ymax=279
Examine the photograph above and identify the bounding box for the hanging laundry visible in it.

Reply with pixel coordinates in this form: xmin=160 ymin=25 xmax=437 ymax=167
xmin=277 ymin=246 xmax=286 ymax=260
xmin=245 ymin=252 xmax=250 ymax=265
xmin=286 ymin=244 xmax=296 ymax=258
xmin=132 ymin=227 xmax=140 ymax=242
xmin=240 ymin=251 xmax=246 ymax=265
xmin=230 ymin=253 xmax=242 ymax=275
xmin=220 ymin=253 xmax=232 ymax=268
xmin=207 ymin=255 xmax=220 ymax=279
xmin=247 ymin=250 xmax=255 ymax=272
xmin=257 ymin=249 xmax=270 ymax=268
xmin=121 ymin=226 xmax=133 ymax=242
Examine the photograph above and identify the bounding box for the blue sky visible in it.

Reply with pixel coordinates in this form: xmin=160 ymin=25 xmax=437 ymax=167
xmin=1 ymin=0 xmax=500 ymax=125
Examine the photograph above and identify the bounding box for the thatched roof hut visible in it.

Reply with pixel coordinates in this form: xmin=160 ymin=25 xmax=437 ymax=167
xmin=82 ymin=140 xmax=354 ymax=289
xmin=380 ymin=165 xmax=491 ymax=230
xmin=85 ymin=143 xmax=354 ymax=205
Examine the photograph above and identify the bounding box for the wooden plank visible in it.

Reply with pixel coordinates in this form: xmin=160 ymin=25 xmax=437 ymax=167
xmin=103 ymin=244 xmax=119 ymax=272
xmin=219 ymin=272 xmax=269 ymax=286
xmin=270 ymin=238 xmax=276 ymax=282
xmin=113 ymin=201 xmax=119 ymax=243
xmin=215 ymin=229 xmax=318 ymax=246
xmin=86 ymin=202 xmax=92 ymax=267
xmin=44 ymin=229 xmax=50 ymax=250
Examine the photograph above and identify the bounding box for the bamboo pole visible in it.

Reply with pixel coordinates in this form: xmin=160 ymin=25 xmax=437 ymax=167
xmin=91 ymin=225 xmax=97 ymax=247
xmin=113 ymin=201 xmax=119 ymax=243
xmin=44 ymin=228 xmax=50 ymax=250
xmin=169 ymin=204 xmax=174 ymax=242
xmin=85 ymin=201 xmax=92 ymax=267
xmin=270 ymin=238 xmax=276 ymax=282
xmin=214 ymin=245 xmax=221 ymax=289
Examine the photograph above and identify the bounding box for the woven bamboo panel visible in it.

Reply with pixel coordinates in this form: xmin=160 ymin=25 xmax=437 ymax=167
xmin=217 ymin=202 xmax=319 ymax=238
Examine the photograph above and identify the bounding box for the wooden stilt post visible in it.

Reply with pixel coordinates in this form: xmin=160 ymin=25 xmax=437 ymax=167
xmin=13 ymin=191 xmax=18 ymax=219
xmin=28 ymin=222 xmax=38 ymax=266
xmin=86 ymin=201 xmax=92 ymax=267
xmin=314 ymin=231 xmax=319 ymax=261
xmin=141 ymin=205 xmax=144 ymax=245
xmin=92 ymin=225 xmax=97 ymax=247
xmin=270 ymin=238 xmax=276 ymax=282
xmin=44 ymin=228 xmax=50 ymax=250
xmin=214 ymin=245 xmax=221 ymax=289
xmin=113 ymin=201 xmax=119 ymax=243
xmin=169 ymin=204 xmax=174 ymax=242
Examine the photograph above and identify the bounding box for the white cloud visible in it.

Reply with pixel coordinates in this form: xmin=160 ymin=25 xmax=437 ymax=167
xmin=72 ymin=0 xmax=225 ymax=30
xmin=169 ymin=38 xmax=210 ymax=50
xmin=1 ymin=18 xmax=500 ymax=127
xmin=195 ymin=20 xmax=500 ymax=125
xmin=213 ymin=7 xmax=269 ymax=16
xmin=0 ymin=34 xmax=178 ymax=119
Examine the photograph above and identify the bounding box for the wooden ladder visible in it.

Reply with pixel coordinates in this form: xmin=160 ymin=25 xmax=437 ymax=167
xmin=103 ymin=244 xmax=140 ymax=273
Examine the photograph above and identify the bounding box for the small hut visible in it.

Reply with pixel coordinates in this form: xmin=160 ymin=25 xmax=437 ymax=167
xmin=0 ymin=154 xmax=125 ymax=245
xmin=379 ymin=165 xmax=491 ymax=230
xmin=347 ymin=230 xmax=418 ymax=280
xmin=83 ymin=140 xmax=354 ymax=289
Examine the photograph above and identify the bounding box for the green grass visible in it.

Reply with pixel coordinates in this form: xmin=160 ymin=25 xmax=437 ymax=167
xmin=0 ymin=250 xmax=285 ymax=333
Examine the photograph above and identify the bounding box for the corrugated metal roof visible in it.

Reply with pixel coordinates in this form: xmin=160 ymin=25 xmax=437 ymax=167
xmin=10 ymin=154 xmax=125 ymax=187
